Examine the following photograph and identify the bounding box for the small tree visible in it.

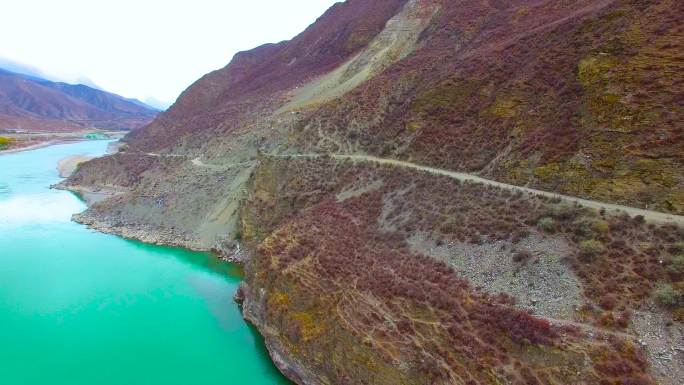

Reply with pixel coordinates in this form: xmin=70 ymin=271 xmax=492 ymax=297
xmin=666 ymin=254 xmax=684 ymax=277
xmin=591 ymin=219 xmax=609 ymax=235
xmin=537 ymin=217 xmax=555 ymax=233
xmin=654 ymin=284 xmax=681 ymax=308
xmin=579 ymin=239 xmax=605 ymax=262
xmin=0 ymin=136 xmax=16 ymax=150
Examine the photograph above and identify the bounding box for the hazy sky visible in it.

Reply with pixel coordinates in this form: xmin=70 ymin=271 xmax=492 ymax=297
xmin=0 ymin=0 xmax=339 ymax=108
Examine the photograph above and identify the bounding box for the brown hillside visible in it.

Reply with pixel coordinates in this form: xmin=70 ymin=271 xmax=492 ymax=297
xmin=116 ymin=0 xmax=684 ymax=214
xmin=0 ymin=69 xmax=157 ymax=131
xmin=64 ymin=1 xmax=684 ymax=384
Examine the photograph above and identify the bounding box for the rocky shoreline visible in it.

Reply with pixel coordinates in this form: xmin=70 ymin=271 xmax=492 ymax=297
xmin=70 ymin=211 xmax=249 ymax=263
xmin=72 ymin=213 xmax=205 ymax=251
xmin=237 ymin=282 xmax=322 ymax=385
xmin=69 ymin=202 xmax=309 ymax=384
xmin=59 ymin=147 xmax=684 ymax=385
xmin=72 ymin=205 xmax=684 ymax=385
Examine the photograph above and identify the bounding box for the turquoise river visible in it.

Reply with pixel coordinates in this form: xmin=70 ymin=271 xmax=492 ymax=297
xmin=0 ymin=141 xmax=291 ymax=385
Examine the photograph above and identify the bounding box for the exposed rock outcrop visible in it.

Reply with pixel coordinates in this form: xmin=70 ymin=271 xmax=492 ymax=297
xmin=62 ymin=0 xmax=684 ymax=383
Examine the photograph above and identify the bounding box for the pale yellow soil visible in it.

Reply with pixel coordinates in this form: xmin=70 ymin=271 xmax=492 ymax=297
xmin=58 ymin=155 xmax=94 ymax=178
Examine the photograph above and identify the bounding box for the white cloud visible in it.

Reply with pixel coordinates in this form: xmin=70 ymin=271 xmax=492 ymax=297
xmin=0 ymin=0 xmax=339 ymax=107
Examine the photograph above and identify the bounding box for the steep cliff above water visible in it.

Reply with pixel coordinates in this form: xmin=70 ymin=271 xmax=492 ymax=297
xmin=63 ymin=0 xmax=684 ymax=384
xmin=238 ymin=155 xmax=683 ymax=385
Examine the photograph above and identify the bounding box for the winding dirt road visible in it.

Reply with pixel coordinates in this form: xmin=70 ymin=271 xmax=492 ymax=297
xmin=143 ymin=151 xmax=684 ymax=225
xmin=276 ymin=153 xmax=684 ymax=225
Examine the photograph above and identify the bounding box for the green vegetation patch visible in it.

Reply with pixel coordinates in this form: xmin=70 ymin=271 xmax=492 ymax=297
xmin=410 ymin=78 xmax=478 ymax=115
xmin=654 ymin=284 xmax=683 ymax=308
xmin=0 ymin=136 xmax=16 ymax=150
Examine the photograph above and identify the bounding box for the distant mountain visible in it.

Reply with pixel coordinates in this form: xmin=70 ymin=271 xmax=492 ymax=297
xmin=0 ymin=58 xmax=50 ymax=81
xmin=141 ymin=97 xmax=171 ymax=111
xmin=0 ymin=67 xmax=157 ymax=131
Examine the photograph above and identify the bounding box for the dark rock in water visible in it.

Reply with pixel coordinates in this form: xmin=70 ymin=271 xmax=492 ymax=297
xmin=233 ymin=282 xmax=246 ymax=305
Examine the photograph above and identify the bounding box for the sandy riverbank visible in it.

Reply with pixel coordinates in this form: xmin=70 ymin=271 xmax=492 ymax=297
xmin=57 ymin=155 xmax=94 ymax=177
xmin=0 ymin=140 xmax=71 ymax=155
xmin=0 ymin=130 xmax=126 ymax=156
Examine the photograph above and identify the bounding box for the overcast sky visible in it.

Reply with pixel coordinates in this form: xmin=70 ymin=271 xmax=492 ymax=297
xmin=0 ymin=0 xmax=339 ymax=108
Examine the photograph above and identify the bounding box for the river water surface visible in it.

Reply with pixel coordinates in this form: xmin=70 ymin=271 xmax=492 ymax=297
xmin=0 ymin=141 xmax=291 ymax=385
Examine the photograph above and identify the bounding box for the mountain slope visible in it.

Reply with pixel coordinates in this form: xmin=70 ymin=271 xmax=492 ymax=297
xmin=291 ymin=0 xmax=683 ymax=214
xmin=115 ymin=0 xmax=683 ymax=214
xmin=0 ymin=68 xmax=158 ymax=131
xmin=125 ymin=0 xmax=409 ymax=151
xmin=64 ymin=0 xmax=684 ymax=384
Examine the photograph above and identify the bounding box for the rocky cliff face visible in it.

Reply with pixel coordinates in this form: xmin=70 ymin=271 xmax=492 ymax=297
xmin=63 ymin=0 xmax=683 ymax=384
xmin=235 ymin=155 xmax=683 ymax=385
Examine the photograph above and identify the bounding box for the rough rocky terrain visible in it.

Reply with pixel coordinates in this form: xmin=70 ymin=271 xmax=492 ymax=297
xmin=61 ymin=0 xmax=683 ymax=384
